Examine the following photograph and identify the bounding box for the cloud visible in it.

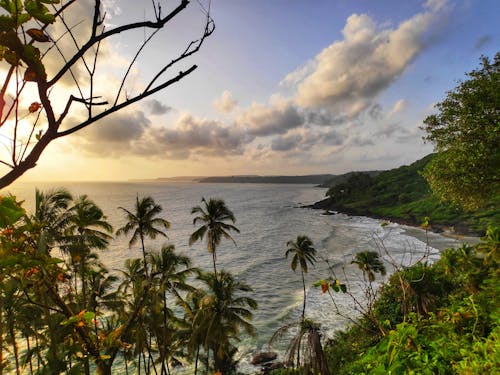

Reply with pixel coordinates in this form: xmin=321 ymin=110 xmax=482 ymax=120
xmin=146 ymin=99 xmax=172 ymax=115
xmin=213 ymin=91 xmax=238 ymax=113
xmin=293 ymin=4 xmax=446 ymax=116
xmin=76 ymin=110 xmax=151 ymax=154
xmin=388 ymin=99 xmax=408 ymax=116
xmin=152 ymin=114 xmax=247 ymax=157
xmin=237 ymin=101 xmax=305 ymax=136
xmin=474 ymin=35 xmax=493 ymax=50
xmin=271 ymin=133 xmax=303 ymax=151
xmin=368 ymin=104 xmax=383 ymax=120
xmin=280 ymin=59 xmax=316 ymax=87
xmin=74 ymin=112 xmax=247 ymax=159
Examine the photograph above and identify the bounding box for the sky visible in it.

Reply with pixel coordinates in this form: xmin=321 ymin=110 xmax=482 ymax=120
xmin=1 ymin=0 xmax=499 ymax=182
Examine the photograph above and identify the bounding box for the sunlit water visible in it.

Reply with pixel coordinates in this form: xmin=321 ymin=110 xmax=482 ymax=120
xmin=5 ymin=181 xmax=468 ymax=373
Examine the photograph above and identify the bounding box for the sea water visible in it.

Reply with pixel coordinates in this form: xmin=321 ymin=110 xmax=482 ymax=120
xmin=5 ymin=181 xmax=467 ymax=373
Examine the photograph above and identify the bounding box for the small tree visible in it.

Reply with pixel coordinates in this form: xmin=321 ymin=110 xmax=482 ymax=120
xmin=422 ymin=52 xmax=500 ymax=209
xmin=189 ymin=197 xmax=240 ymax=279
xmin=0 ymin=1 xmax=214 ymax=188
xmin=285 ymin=235 xmax=317 ymax=321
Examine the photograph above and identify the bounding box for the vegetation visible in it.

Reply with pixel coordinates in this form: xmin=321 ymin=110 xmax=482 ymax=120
xmin=189 ymin=197 xmax=240 ymax=279
xmin=0 ymin=1 xmax=214 ymax=188
xmin=422 ymin=52 xmax=500 ymax=210
xmin=0 ymin=192 xmax=255 ymax=374
xmin=321 ymin=237 xmax=499 ymax=375
xmin=285 ymin=236 xmax=317 ymax=320
xmin=322 ymin=154 xmax=499 ymax=234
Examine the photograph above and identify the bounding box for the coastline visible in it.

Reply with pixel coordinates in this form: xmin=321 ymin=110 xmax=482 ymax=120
xmin=306 ymin=197 xmax=483 ymax=237
xmin=306 ymin=197 xmax=481 ymax=249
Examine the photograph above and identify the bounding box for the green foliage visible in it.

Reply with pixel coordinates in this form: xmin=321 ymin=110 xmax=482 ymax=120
xmin=422 ymin=52 xmax=500 ymax=210
xmin=325 ymin=231 xmax=500 ymax=375
xmin=0 ymin=190 xmax=255 ymax=375
xmin=0 ymin=195 xmax=24 ymax=227
xmin=324 ymin=154 xmax=499 ymax=234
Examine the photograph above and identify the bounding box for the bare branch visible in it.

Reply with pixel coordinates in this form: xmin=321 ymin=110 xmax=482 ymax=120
xmin=57 ymin=65 xmax=197 ymax=138
xmin=48 ymin=0 xmax=191 ymax=87
xmin=144 ymin=15 xmax=214 ymax=92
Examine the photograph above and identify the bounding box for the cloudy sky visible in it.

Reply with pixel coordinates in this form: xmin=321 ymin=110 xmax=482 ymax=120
xmin=3 ymin=0 xmax=499 ymax=181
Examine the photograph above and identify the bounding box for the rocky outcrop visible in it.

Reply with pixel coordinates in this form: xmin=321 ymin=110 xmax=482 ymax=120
xmin=251 ymin=351 xmax=278 ymax=365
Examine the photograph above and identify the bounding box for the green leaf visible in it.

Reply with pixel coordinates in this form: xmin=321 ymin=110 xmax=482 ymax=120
xmin=8 ymin=0 xmax=23 ymax=16
xmin=83 ymin=311 xmax=95 ymax=321
xmin=15 ymin=12 xmax=31 ymax=26
xmin=0 ymin=196 xmax=25 ymax=227
xmin=0 ymin=1 xmax=11 ymax=13
xmin=25 ymin=0 xmax=54 ymax=24
xmin=0 ymin=15 xmax=15 ymax=31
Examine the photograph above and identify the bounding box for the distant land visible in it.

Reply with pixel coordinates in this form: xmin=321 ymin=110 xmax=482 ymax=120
xmin=197 ymin=174 xmax=336 ymax=184
xmin=131 ymin=173 xmax=381 ymax=185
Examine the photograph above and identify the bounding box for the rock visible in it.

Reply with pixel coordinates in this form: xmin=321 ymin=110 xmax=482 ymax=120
xmin=251 ymin=351 xmax=278 ymax=365
xmin=261 ymin=362 xmax=284 ymax=374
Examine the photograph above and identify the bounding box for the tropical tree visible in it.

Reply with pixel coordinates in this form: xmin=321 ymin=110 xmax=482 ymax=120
xmin=286 ymin=235 xmax=317 ymax=320
xmin=189 ymin=197 xmax=240 ymax=278
xmin=351 ymin=250 xmax=386 ymax=283
xmin=192 ymin=271 xmax=257 ymax=374
xmin=23 ymin=188 xmax=73 ymax=253
xmin=62 ymin=195 xmax=113 ymax=305
xmin=270 ymin=319 xmax=331 ymax=375
xmin=116 ymin=196 xmax=170 ymax=277
xmin=148 ymin=244 xmax=197 ymax=373
xmin=422 ymin=52 xmax=500 ymax=209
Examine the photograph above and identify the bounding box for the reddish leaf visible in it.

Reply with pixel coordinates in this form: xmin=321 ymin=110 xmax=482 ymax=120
xmin=24 ymin=67 xmax=37 ymax=82
xmin=28 ymin=102 xmax=41 ymax=113
xmin=27 ymin=28 xmax=49 ymax=42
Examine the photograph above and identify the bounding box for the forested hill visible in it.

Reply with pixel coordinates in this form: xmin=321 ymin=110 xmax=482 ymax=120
xmin=311 ymin=154 xmax=499 ymax=235
xmin=198 ymin=175 xmax=335 ymax=184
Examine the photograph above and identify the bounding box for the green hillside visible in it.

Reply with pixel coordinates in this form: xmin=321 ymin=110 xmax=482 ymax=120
xmin=316 ymin=154 xmax=498 ymax=235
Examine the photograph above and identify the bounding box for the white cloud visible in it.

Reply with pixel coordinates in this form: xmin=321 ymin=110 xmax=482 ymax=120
xmin=389 ymin=99 xmax=409 ymax=116
xmin=293 ymin=4 xmax=446 ymax=117
xmin=213 ymin=90 xmax=238 ymax=113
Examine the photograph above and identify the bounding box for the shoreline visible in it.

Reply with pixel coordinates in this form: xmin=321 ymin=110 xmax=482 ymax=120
xmin=306 ymin=197 xmax=483 ymax=237
xmin=305 ymin=198 xmax=481 ymax=249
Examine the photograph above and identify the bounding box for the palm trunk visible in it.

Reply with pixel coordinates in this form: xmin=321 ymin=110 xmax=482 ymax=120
xmin=8 ymin=318 xmax=20 ymax=375
xmin=0 ymin=300 xmax=3 ymax=375
xmin=194 ymin=345 xmax=200 ymax=375
xmin=124 ymin=351 xmax=129 ymax=375
xmin=140 ymin=232 xmax=148 ymax=278
xmin=26 ymin=335 xmax=33 ymax=375
xmin=301 ymin=270 xmax=306 ymax=321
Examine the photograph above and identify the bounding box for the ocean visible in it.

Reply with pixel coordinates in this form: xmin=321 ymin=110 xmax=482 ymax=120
xmin=4 ymin=181 xmax=467 ymax=373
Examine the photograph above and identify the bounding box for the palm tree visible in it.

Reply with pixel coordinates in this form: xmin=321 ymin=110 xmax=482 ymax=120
xmin=285 ymin=235 xmax=317 ymax=320
xmin=270 ymin=319 xmax=330 ymax=375
xmin=148 ymin=244 xmax=197 ymax=374
xmin=62 ymin=195 xmax=113 ymax=305
xmin=116 ymin=196 xmax=170 ymax=277
xmin=24 ymin=188 xmax=73 ymax=253
xmin=193 ymin=271 xmax=257 ymax=374
xmin=189 ymin=197 xmax=239 ymax=278
xmin=351 ymin=250 xmax=386 ymax=283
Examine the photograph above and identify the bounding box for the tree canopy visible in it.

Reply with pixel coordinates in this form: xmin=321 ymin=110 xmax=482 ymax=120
xmin=422 ymin=52 xmax=500 ymax=210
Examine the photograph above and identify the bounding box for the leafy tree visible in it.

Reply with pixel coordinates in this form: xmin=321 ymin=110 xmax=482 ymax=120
xmin=116 ymin=195 xmax=170 ymax=277
xmin=0 ymin=1 xmax=214 ymax=189
xmin=285 ymin=235 xmax=317 ymax=321
xmin=422 ymin=52 xmax=500 ymax=209
xmin=189 ymin=197 xmax=240 ymax=278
